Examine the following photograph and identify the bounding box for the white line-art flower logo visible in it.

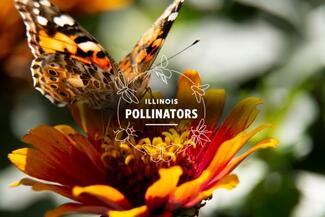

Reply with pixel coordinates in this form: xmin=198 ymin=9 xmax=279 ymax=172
xmin=149 ymin=55 xmax=175 ymax=85
xmin=113 ymin=52 xmax=212 ymax=163
xmin=114 ymin=122 xmax=137 ymax=143
xmin=190 ymin=119 xmax=211 ymax=147
xmin=114 ymin=71 xmax=139 ymax=104
xmin=191 ymin=83 xmax=210 ymax=103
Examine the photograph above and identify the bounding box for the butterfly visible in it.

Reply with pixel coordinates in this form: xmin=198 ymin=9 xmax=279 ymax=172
xmin=15 ymin=0 xmax=185 ymax=109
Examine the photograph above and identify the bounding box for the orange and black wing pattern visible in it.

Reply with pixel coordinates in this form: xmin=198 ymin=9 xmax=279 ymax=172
xmin=15 ymin=0 xmax=118 ymax=108
xmin=119 ymin=0 xmax=185 ymax=81
xmin=15 ymin=0 xmax=186 ymax=108
xmin=15 ymin=0 xmax=117 ymax=70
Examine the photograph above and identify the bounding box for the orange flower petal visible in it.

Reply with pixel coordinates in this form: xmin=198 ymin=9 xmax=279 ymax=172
xmin=209 ymin=138 xmax=279 ymax=186
xmin=69 ymin=103 xmax=98 ymax=134
xmin=8 ymin=148 xmax=28 ymax=171
xmin=45 ymin=203 xmax=108 ymax=217
xmin=185 ymin=174 xmax=239 ymax=207
xmin=177 ymin=70 xmax=202 ymax=105
xmin=73 ymin=185 xmax=132 ymax=209
xmin=12 ymin=125 xmax=106 ymax=185
xmin=108 ymin=205 xmax=149 ymax=217
xmin=10 ymin=178 xmax=83 ymax=202
xmin=55 ymin=124 xmax=103 ymax=157
xmin=204 ymin=89 xmax=226 ymax=128
xmin=198 ymin=97 xmax=263 ymax=171
xmin=222 ymin=97 xmax=263 ymax=132
xmin=168 ymin=171 xmax=210 ymax=209
xmin=55 ymin=125 xmax=105 ymax=174
xmin=22 ymin=125 xmax=72 ymax=154
xmin=228 ymin=138 xmax=279 ymax=171
xmin=69 ymin=102 xmax=108 ymax=142
xmin=54 ymin=125 xmax=77 ymax=135
xmin=177 ymin=126 xmax=276 ymax=207
xmin=145 ymin=166 xmax=183 ymax=210
xmin=206 ymin=125 xmax=271 ymax=176
xmin=8 ymin=148 xmax=70 ymax=184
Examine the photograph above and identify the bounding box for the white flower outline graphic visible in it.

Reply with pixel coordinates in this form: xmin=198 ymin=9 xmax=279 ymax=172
xmin=149 ymin=55 xmax=174 ymax=85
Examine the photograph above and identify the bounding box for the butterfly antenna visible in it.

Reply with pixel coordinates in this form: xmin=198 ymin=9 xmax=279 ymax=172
xmin=157 ymin=39 xmax=200 ymax=66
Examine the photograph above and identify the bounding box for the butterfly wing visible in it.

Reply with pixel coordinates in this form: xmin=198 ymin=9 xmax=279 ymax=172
xmin=15 ymin=0 xmax=118 ymax=70
xmin=119 ymin=0 xmax=185 ymax=93
xmin=15 ymin=0 xmax=119 ymax=108
xmin=32 ymin=53 xmax=117 ymax=108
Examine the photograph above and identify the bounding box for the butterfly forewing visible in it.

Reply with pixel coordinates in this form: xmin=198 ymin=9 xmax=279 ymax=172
xmin=15 ymin=0 xmax=120 ymax=108
xmin=15 ymin=0 xmax=117 ymax=70
xmin=119 ymin=0 xmax=185 ymax=96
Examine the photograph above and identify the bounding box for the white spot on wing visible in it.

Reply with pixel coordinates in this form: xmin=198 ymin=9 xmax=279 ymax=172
xmin=57 ymin=102 xmax=67 ymax=107
xmin=44 ymin=94 xmax=55 ymax=103
xmin=36 ymin=16 xmax=48 ymax=26
xmin=33 ymin=2 xmax=40 ymax=7
xmin=40 ymin=0 xmax=51 ymax=7
xmin=35 ymin=87 xmax=45 ymax=94
xmin=67 ymin=78 xmax=84 ymax=88
xmin=32 ymin=77 xmax=37 ymax=86
xmin=78 ymin=41 xmax=100 ymax=52
xmin=33 ymin=8 xmax=40 ymax=15
xmin=162 ymin=8 xmax=173 ymax=19
xmin=54 ymin=15 xmax=75 ymax=27
xmin=161 ymin=0 xmax=183 ymax=19
xmin=168 ymin=12 xmax=178 ymax=21
xmin=26 ymin=24 xmax=31 ymax=31
xmin=20 ymin=12 xmax=26 ymax=19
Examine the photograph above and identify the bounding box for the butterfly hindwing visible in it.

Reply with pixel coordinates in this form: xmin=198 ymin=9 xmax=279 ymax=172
xmin=31 ymin=52 xmax=118 ymax=107
xmin=31 ymin=53 xmax=117 ymax=108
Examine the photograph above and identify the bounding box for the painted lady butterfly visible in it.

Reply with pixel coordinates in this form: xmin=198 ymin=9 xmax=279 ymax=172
xmin=15 ymin=0 xmax=185 ymax=109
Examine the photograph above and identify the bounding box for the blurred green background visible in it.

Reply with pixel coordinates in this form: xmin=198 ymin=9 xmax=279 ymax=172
xmin=0 ymin=0 xmax=324 ymax=217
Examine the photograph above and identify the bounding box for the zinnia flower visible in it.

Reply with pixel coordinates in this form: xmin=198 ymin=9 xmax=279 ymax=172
xmin=8 ymin=70 xmax=278 ymax=217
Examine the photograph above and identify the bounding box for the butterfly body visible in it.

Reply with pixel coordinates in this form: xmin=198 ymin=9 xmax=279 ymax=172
xmin=15 ymin=0 xmax=185 ymax=109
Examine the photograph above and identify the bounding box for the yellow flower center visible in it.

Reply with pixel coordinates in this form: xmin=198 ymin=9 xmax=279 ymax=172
xmin=101 ymin=126 xmax=195 ymax=165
